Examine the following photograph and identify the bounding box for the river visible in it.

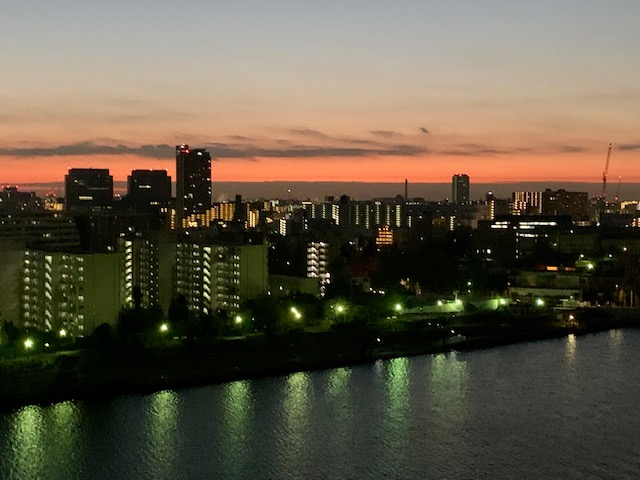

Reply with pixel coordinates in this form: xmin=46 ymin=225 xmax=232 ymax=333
xmin=1 ymin=329 xmax=639 ymax=479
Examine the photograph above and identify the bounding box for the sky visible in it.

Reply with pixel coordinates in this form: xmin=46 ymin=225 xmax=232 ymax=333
xmin=2 ymin=1 xmax=640 ymax=188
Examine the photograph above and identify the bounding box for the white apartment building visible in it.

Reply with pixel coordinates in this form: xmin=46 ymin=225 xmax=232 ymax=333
xmin=307 ymin=241 xmax=330 ymax=295
xmin=175 ymin=240 xmax=268 ymax=314
xmin=23 ymin=250 xmax=123 ymax=336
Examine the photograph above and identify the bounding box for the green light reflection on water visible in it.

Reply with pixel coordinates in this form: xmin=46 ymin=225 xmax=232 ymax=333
xmin=223 ymin=380 xmax=252 ymax=435
xmin=327 ymin=367 xmax=351 ymax=397
xmin=381 ymin=357 xmax=411 ymax=467
xmin=219 ymin=379 xmax=253 ymax=472
xmin=279 ymin=372 xmax=311 ymax=470
xmin=48 ymin=401 xmax=83 ymax=475
xmin=429 ymin=352 xmax=469 ymax=434
xmin=386 ymin=357 xmax=410 ymax=421
xmin=8 ymin=405 xmax=45 ymax=480
xmin=284 ymin=372 xmax=311 ymax=434
xmin=324 ymin=367 xmax=353 ymax=451
xmin=146 ymin=390 xmax=179 ymax=480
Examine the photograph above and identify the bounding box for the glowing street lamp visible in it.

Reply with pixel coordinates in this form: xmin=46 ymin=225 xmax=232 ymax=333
xmin=234 ymin=315 xmax=243 ymax=325
xmin=535 ymin=298 xmax=545 ymax=307
xmin=23 ymin=338 xmax=34 ymax=350
xmin=159 ymin=323 xmax=169 ymax=333
xmin=290 ymin=306 xmax=302 ymax=320
xmin=394 ymin=303 xmax=402 ymax=313
xmin=59 ymin=329 xmax=67 ymax=338
xmin=336 ymin=305 xmax=345 ymax=313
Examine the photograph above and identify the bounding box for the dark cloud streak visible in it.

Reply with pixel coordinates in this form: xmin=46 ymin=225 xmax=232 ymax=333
xmin=0 ymin=141 xmax=426 ymax=160
xmin=370 ymin=130 xmax=400 ymax=138
xmin=289 ymin=127 xmax=329 ymax=138
xmin=619 ymin=144 xmax=640 ymax=151
xmin=207 ymin=143 xmax=426 ymax=158
xmin=0 ymin=142 xmax=174 ymax=158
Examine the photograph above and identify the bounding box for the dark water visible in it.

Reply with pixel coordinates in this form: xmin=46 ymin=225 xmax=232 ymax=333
xmin=2 ymin=329 xmax=640 ymax=479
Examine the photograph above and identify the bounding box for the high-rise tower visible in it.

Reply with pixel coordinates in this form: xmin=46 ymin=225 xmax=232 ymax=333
xmin=65 ymin=168 xmax=113 ymax=213
xmin=176 ymin=144 xmax=212 ymax=227
xmin=127 ymin=169 xmax=171 ymax=212
xmin=452 ymin=174 xmax=470 ymax=205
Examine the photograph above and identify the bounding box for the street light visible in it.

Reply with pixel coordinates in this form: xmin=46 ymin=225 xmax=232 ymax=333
xmin=394 ymin=303 xmax=402 ymax=313
xmin=24 ymin=338 xmax=34 ymax=350
xmin=290 ymin=306 xmax=302 ymax=320
xmin=234 ymin=315 xmax=243 ymax=325
xmin=59 ymin=329 xmax=67 ymax=338
xmin=159 ymin=323 xmax=169 ymax=333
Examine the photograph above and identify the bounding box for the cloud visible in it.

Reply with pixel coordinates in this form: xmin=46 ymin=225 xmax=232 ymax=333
xmin=560 ymin=145 xmax=586 ymax=153
xmin=0 ymin=142 xmax=173 ymax=158
xmin=370 ymin=130 xmax=401 ymax=138
xmin=1 ymin=137 xmax=595 ymax=162
xmin=206 ymin=143 xmax=426 ymax=159
xmin=439 ymin=143 xmax=512 ymax=156
xmin=438 ymin=143 xmax=589 ymax=157
xmin=419 ymin=127 xmax=430 ymax=135
xmin=289 ymin=127 xmax=329 ymax=138
xmin=0 ymin=140 xmax=426 ymax=160
xmin=618 ymin=144 xmax=640 ymax=151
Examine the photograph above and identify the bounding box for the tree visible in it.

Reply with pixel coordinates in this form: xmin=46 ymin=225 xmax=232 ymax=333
xmin=168 ymin=294 xmax=193 ymax=336
xmin=89 ymin=323 xmax=113 ymax=348
xmin=244 ymin=295 xmax=282 ymax=335
xmin=2 ymin=321 xmax=20 ymax=345
xmin=132 ymin=286 xmax=143 ymax=311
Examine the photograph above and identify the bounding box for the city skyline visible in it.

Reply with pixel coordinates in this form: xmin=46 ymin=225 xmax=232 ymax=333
xmin=3 ymin=2 xmax=640 ymax=185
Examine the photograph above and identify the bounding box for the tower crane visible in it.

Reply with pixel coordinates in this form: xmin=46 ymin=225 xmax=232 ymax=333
xmin=601 ymin=143 xmax=612 ymax=201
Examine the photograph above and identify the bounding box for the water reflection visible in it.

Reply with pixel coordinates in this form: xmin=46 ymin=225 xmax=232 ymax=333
xmin=326 ymin=367 xmax=351 ymax=397
xmin=145 ymin=390 xmax=179 ymax=480
xmin=219 ymin=380 xmax=252 ymax=473
xmin=609 ymin=329 xmax=623 ymax=359
xmin=382 ymin=357 xmax=411 ymax=469
xmin=48 ymin=401 xmax=83 ymax=477
xmin=8 ymin=406 xmax=45 ymax=480
xmin=1 ymin=331 xmax=639 ymax=479
xmin=429 ymin=352 xmax=469 ymax=431
xmin=566 ymin=334 xmax=577 ymax=362
xmin=323 ymin=368 xmax=353 ymax=467
xmin=223 ymin=380 xmax=252 ymax=437
xmin=386 ymin=357 xmax=410 ymax=421
xmin=279 ymin=372 xmax=311 ymax=472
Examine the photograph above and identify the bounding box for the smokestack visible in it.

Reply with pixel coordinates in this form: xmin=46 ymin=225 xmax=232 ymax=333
xmin=404 ymin=179 xmax=408 ymax=201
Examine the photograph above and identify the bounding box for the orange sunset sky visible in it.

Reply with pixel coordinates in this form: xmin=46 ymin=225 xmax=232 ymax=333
xmin=2 ymin=1 xmax=639 ymax=188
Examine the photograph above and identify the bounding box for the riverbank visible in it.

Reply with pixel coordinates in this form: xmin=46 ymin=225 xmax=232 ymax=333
xmin=1 ymin=308 xmax=638 ymax=411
